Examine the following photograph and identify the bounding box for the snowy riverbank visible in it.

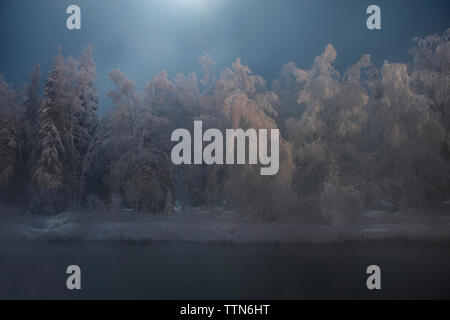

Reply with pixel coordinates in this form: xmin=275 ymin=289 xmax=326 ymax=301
xmin=1 ymin=208 xmax=450 ymax=244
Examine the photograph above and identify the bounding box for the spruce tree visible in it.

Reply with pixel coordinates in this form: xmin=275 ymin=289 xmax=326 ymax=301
xmin=29 ymin=49 xmax=67 ymax=214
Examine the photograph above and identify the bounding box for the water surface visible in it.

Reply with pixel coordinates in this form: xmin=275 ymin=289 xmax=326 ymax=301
xmin=1 ymin=242 xmax=449 ymax=299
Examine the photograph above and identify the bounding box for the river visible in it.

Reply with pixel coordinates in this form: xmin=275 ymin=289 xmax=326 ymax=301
xmin=1 ymin=241 xmax=449 ymax=299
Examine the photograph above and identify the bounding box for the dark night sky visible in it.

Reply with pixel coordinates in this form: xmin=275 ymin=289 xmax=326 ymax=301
xmin=0 ymin=0 xmax=449 ymax=112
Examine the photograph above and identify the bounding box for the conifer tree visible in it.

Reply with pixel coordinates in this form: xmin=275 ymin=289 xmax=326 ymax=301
xmin=22 ymin=65 xmax=42 ymax=160
xmin=0 ymin=75 xmax=20 ymax=203
xmin=29 ymin=50 xmax=67 ymax=214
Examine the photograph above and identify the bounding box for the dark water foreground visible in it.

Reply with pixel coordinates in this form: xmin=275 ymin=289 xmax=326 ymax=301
xmin=0 ymin=241 xmax=449 ymax=299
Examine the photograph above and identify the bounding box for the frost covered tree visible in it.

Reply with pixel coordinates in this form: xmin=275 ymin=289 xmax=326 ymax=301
xmin=29 ymin=49 xmax=67 ymax=213
xmin=29 ymin=47 xmax=101 ymax=214
xmin=108 ymin=69 xmax=141 ymax=137
xmin=370 ymin=61 xmax=448 ymax=211
xmin=74 ymin=46 xmax=99 ymax=156
xmin=21 ymin=65 xmax=42 ymax=163
xmin=1 ymin=29 xmax=448 ymax=220
xmin=282 ymin=41 xmax=448 ymax=219
xmin=144 ymin=66 xmax=223 ymax=209
xmin=0 ymin=75 xmax=21 ymax=203
xmin=106 ymin=147 xmax=172 ymax=212
xmin=215 ymin=58 xmax=295 ymax=219
xmin=14 ymin=65 xmax=43 ymax=204
xmin=145 ymin=70 xmax=202 ymax=129
xmin=74 ymin=46 xmax=100 ymax=205
xmin=104 ymin=70 xmax=173 ymax=213
xmin=409 ymin=29 xmax=450 ymax=164
xmin=283 ymin=46 xmax=375 ymax=222
xmin=285 ymin=45 xmax=343 ymax=196
xmin=272 ymin=62 xmax=309 ymax=132
xmin=198 ymin=51 xmax=217 ymax=93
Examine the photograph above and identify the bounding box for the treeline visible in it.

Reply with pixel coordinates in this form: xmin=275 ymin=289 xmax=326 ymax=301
xmin=0 ymin=29 xmax=449 ymax=224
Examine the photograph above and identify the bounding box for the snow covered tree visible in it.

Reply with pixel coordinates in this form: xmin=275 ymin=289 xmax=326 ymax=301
xmin=0 ymin=75 xmax=21 ymax=203
xmin=74 ymin=46 xmax=99 ymax=155
xmin=272 ymin=62 xmax=309 ymax=132
xmin=198 ymin=51 xmax=217 ymax=93
xmin=104 ymin=70 xmax=174 ymax=213
xmin=286 ymin=45 xmax=342 ymax=197
xmin=370 ymin=61 xmax=448 ymax=211
xmin=74 ymin=46 xmax=100 ymax=205
xmin=214 ymin=58 xmax=295 ymax=219
xmin=283 ymin=46 xmax=372 ymax=222
xmin=107 ymin=148 xmax=172 ymax=213
xmin=29 ymin=49 xmax=68 ymax=214
xmin=409 ymin=28 xmax=450 ymax=165
xmin=145 ymin=68 xmax=221 ymax=209
xmin=1 ymin=28 xmax=448 ymax=219
xmin=108 ymin=69 xmax=141 ymax=137
xmin=29 ymin=47 xmax=101 ymax=214
xmin=22 ymin=65 xmax=42 ymax=162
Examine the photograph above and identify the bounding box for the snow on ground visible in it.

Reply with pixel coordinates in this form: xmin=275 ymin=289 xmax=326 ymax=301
xmin=1 ymin=208 xmax=450 ymax=243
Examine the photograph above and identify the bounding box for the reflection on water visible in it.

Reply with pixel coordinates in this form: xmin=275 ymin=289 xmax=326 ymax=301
xmin=0 ymin=242 xmax=449 ymax=299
